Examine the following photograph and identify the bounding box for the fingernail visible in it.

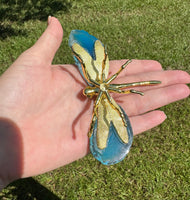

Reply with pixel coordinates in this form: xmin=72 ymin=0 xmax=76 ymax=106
xmin=47 ymin=16 xmax=52 ymax=25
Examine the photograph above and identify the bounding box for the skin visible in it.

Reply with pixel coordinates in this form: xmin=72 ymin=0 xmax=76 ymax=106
xmin=0 ymin=17 xmax=189 ymax=189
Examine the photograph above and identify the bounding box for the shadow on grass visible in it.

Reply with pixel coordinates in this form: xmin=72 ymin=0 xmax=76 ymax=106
xmin=0 ymin=24 xmax=27 ymax=39
xmin=3 ymin=178 xmax=61 ymax=200
xmin=0 ymin=0 xmax=73 ymax=39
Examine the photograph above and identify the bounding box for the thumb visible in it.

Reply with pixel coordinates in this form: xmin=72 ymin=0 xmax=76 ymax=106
xmin=13 ymin=17 xmax=63 ymax=67
xmin=29 ymin=16 xmax=63 ymax=64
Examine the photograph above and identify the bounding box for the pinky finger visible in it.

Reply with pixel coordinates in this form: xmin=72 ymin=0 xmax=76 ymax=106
xmin=130 ymin=110 xmax=167 ymax=135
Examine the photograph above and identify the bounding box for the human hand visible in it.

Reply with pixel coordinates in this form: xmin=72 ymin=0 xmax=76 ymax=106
xmin=0 ymin=17 xmax=189 ymax=188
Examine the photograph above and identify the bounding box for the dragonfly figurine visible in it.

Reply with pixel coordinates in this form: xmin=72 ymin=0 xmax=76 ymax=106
xmin=69 ymin=30 xmax=161 ymax=165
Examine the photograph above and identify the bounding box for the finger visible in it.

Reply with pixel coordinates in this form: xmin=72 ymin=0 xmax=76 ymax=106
xmin=112 ymin=70 xmax=190 ymax=87
xmin=109 ymin=59 xmax=163 ymax=77
xmin=117 ymin=84 xmax=190 ymax=116
xmin=129 ymin=110 xmax=167 ymax=135
xmin=26 ymin=17 xmax=63 ymax=64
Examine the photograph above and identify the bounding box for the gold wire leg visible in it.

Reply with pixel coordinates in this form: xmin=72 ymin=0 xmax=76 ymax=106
xmin=109 ymin=88 xmax=144 ymax=96
xmin=109 ymin=80 xmax=161 ymax=89
xmin=106 ymin=59 xmax=132 ymax=84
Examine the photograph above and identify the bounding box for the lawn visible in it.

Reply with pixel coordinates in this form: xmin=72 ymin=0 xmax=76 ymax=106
xmin=0 ymin=0 xmax=190 ymax=199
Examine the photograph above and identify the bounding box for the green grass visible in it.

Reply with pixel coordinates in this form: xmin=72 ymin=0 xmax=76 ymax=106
xmin=0 ymin=0 xmax=190 ymax=199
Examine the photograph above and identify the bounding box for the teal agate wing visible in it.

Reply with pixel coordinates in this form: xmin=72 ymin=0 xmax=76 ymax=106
xmin=90 ymin=106 xmax=133 ymax=165
xmin=69 ymin=30 xmax=99 ymax=84
xmin=69 ymin=30 xmax=110 ymax=84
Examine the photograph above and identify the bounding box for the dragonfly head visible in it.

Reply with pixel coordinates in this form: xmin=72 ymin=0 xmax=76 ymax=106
xmin=83 ymin=86 xmax=99 ymax=98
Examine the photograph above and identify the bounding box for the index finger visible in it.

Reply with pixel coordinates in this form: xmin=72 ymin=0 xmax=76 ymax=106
xmin=109 ymin=59 xmax=163 ymax=77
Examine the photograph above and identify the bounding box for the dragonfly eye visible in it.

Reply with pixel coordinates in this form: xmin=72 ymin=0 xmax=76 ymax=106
xmin=83 ymin=86 xmax=99 ymax=98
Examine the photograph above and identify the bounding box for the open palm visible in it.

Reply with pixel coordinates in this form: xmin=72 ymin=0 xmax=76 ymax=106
xmin=0 ymin=17 xmax=189 ymax=188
